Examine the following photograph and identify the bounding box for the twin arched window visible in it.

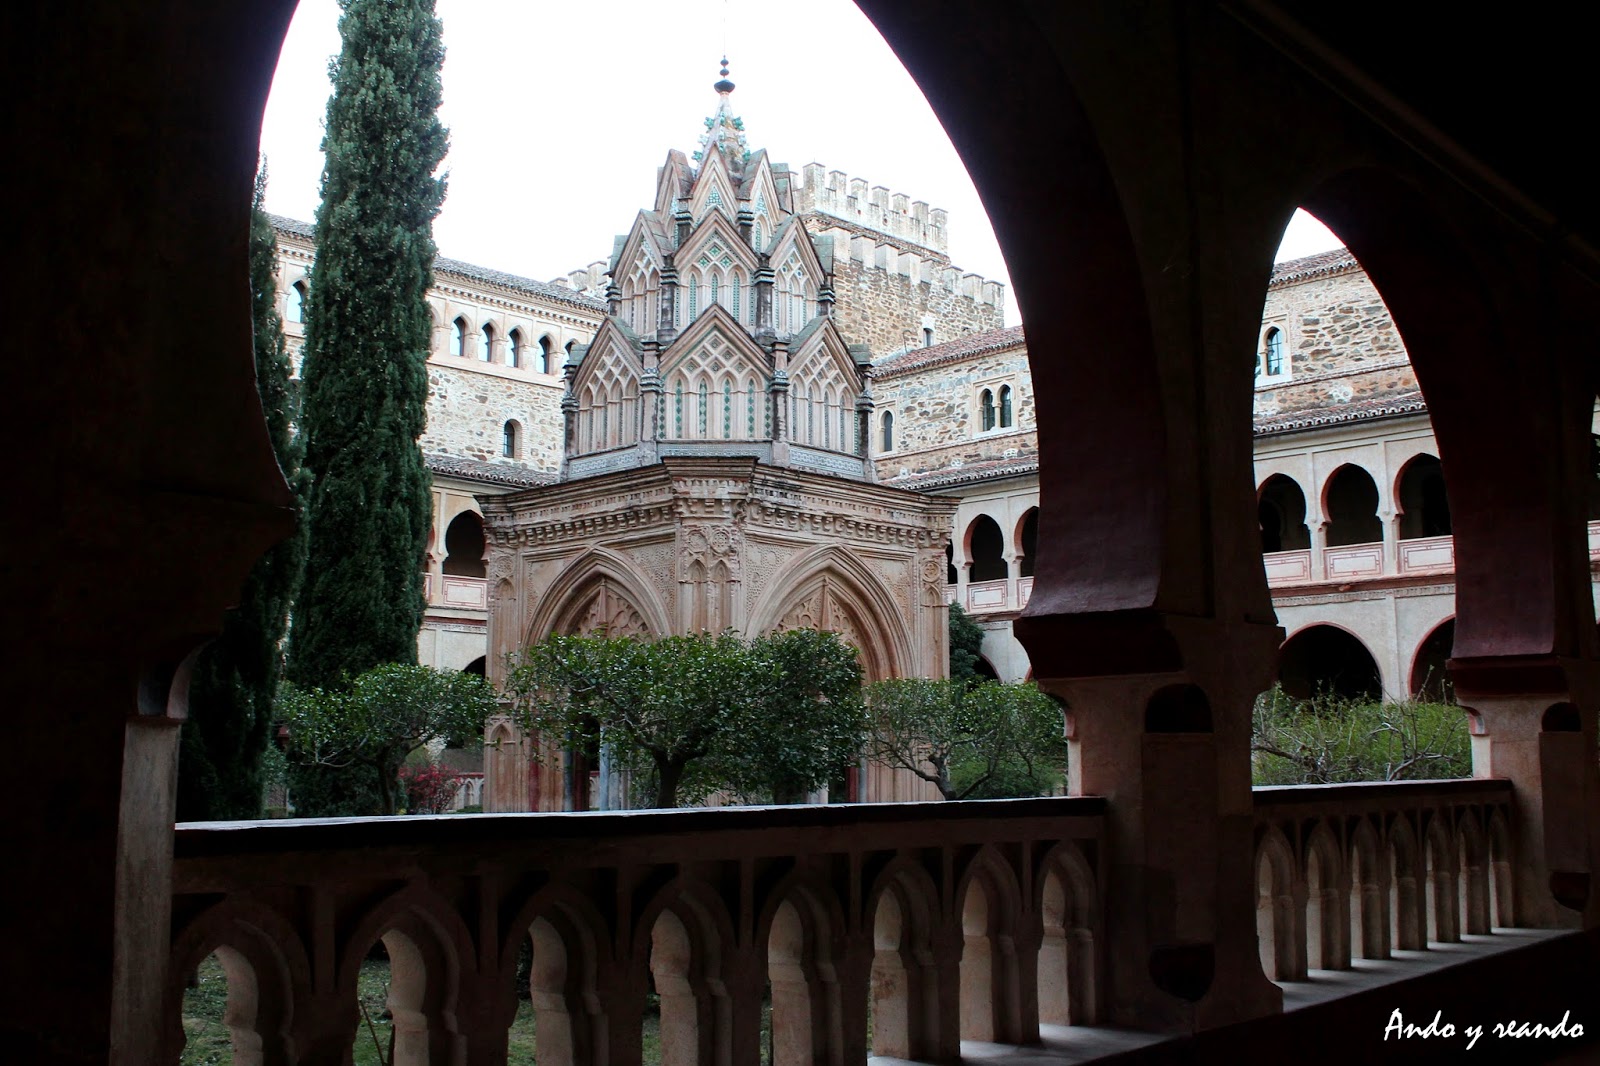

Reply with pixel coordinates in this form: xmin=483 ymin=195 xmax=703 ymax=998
xmin=480 ymin=322 xmax=495 ymax=363
xmin=538 ymin=335 xmax=555 ymax=374
xmin=979 ymin=385 xmax=1015 ymax=432
xmin=450 ymin=317 xmax=470 ymax=358
xmin=508 ymin=329 xmax=523 ymax=368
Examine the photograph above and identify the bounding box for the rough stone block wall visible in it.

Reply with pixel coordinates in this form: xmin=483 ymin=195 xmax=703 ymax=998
xmin=873 ymin=347 xmax=1034 ymax=475
xmin=423 ymin=366 xmax=566 ymax=472
xmin=1255 ymin=265 xmax=1417 ymax=416
xmin=831 ymin=258 xmax=1005 ymax=359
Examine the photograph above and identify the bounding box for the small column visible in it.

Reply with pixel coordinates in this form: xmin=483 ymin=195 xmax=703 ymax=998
xmin=605 ymin=277 xmax=621 ymax=318
xmin=737 ymin=205 xmax=754 ymax=247
xmin=1310 ymin=519 xmax=1329 ymax=582
xmin=674 ymin=202 xmax=692 ymax=247
xmin=754 ymin=255 xmax=775 ymax=341
xmin=1381 ymin=507 xmax=1399 ymax=576
xmin=769 ymin=346 xmax=790 ymax=465
xmin=658 ymin=257 xmax=679 ymax=343
xmin=819 ymin=277 xmax=836 ymax=319
xmin=639 ymin=339 xmax=661 ymax=464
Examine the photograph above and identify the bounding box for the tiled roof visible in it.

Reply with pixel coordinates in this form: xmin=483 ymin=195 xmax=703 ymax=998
xmin=874 ymin=325 xmax=1026 ymax=378
xmin=426 ymin=453 xmax=556 ymax=489
xmin=1269 ymin=247 xmax=1359 ymax=286
xmin=885 ymin=455 xmax=1039 ymax=491
xmin=1253 ymin=390 xmax=1428 ymax=436
xmin=270 ymin=215 xmax=607 ymax=313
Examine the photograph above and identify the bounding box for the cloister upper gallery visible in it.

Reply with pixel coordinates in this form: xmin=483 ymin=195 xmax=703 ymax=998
xmin=11 ymin=2 xmax=1600 ymax=1064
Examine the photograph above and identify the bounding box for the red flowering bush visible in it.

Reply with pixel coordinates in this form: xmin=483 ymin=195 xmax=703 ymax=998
xmin=397 ymin=762 xmax=463 ymax=814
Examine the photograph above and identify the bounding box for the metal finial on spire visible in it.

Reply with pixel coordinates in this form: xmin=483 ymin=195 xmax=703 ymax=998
xmin=714 ymin=56 xmax=735 ymax=95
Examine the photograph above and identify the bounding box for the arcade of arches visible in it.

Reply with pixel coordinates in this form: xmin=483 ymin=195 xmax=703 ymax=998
xmin=16 ymin=1 xmax=1600 ymax=1062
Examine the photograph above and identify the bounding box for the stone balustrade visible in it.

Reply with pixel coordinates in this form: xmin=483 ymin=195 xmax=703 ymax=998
xmin=166 ymin=797 xmax=1108 ymax=1064
xmin=1252 ymin=778 xmax=1515 ymax=980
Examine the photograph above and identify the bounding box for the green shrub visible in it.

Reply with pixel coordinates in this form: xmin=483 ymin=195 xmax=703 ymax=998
xmin=1252 ymin=685 xmax=1470 ymax=785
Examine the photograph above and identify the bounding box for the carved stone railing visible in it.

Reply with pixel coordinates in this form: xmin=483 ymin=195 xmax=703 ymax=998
xmin=966 ymin=577 xmax=1009 ymax=612
xmin=1262 ymin=548 xmax=1312 ymax=586
xmin=1397 ymin=534 xmax=1454 ymax=575
xmin=1322 ymin=541 xmax=1385 ymax=581
xmin=167 ymin=798 xmax=1107 ymax=1064
xmin=1252 ymin=778 xmax=1515 ymax=981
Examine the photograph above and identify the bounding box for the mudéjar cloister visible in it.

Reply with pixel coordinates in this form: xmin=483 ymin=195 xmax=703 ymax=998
xmin=10 ymin=2 xmax=1600 ymax=1065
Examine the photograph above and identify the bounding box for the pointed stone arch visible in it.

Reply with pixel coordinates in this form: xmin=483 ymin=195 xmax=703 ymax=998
xmin=337 ymin=883 xmax=473 ymax=1066
xmin=748 ymin=544 xmax=913 ymax=683
xmin=1035 ymin=842 xmax=1099 ymax=1026
xmin=863 ymin=857 xmax=945 ymax=1061
xmin=1387 ymin=816 xmax=1425 ymax=950
xmin=1348 ymin=817 xmax=1389 ymax=960
xmin=166 ymin=900 xmax=311 ymax=1066
xmin=1303 ymin=822 xmax=1349 ymax=970
xmin=525 ymin=547 xmax=670 ymax=646
xmin=1255 ymin=825 xmax=1302 ymax=981
xmin=631 ymin=877 xmax=738 ymax=1066
xmin=954 ymin=845 xmax=1026 ymax=1044
xmin=754 ymin=869 xmax=849 ymax=1066
xmin=501 ymin=884 xmax=615 ymax=1066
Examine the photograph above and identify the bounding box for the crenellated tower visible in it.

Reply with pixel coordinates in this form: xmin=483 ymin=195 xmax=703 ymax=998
xmin=561 ymin=63 xmax=877 ymax=483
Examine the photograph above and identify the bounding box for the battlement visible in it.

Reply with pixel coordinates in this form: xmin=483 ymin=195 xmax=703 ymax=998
xmin=550 ymin=260 xmax=610 ymax=301
xmin=798 ymin=163 xmax=948 ymax=255
xmin=809 ymin=224 xmax=1003 ymax=310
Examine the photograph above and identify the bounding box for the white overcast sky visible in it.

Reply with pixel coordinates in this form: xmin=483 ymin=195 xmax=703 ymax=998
xmin=259 ymin=0 xmax=1341 ymax=328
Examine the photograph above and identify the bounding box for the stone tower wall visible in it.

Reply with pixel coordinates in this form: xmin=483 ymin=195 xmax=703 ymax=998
xmin=1255 ymin=261 xmax=1419 ymax=417
xmin=799 ymin=162 xmax=1005 ymax=357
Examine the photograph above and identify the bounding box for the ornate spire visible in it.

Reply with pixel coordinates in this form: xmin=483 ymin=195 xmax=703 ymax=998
xmin=695 ymin=56 xmax=749 ymax=176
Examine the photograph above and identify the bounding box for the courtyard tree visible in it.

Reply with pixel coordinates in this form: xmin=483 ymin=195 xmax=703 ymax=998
xmin=280 ymin=663 xmax=497 ymax=815
xmin=705 ymin=627 xmax=866 ymax=803
xmin=177 ymin=162 xmax=308 ymax=821
xmin=866 ymin=678 xmax=1066 ymax=799
xmin=947 ymin=602 xmax=987 ymax=688
xmin=507 ymin=632 xmax=752 ymax=808
xmin=1251 ymin=686 xmax=1470 ymax=785
xmin=505 ymin=629 xmax=866 ymax=808
xmin=285 ymin=0 xmax=448 ymax=693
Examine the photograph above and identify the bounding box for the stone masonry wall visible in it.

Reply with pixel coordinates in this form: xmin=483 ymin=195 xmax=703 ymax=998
xmin=422 ymin=367 xmax=566 ymax=472
xmin=873 ymin=345 xmax=1034 ymax=476
xmin=829 ymin=257 xmax=1005 ymax=360
xmin=1254 ymin=262 xmax=1418 ymax=417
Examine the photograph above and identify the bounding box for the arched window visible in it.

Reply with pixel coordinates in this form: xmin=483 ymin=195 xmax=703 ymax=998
xmin=1397 ymin=454 xmax=1452 ymax=539
xmin=537 ymin=335 xmax=554 ymax=374
xmin=1324 ymin=465 xmax=1383 ymax=546
xmin=480 ymin=322 xmax=495 ymax=363
xmin=442 ymin=511 xmax=487 ymax=578
xmin=923 ymin=327 xmax=934 ymax=347
xmin=507 ymin=328 xmax=522 ymax=368
xmin=980 ymin=388 xmax=996 ymax=432
xmin=1262 ymin=327 xmax=1285 ymax=376
xmin=1018 ymin=507 xmax=1038 ymax=577
xmin=451 ymin=317 xmax=469 ymax=358
xmin=967 ymin=514 xmax=1007 ymax=582
xmin=999 ymin=384 xmax=1013 ymax=428
xmin=502 ymin=419 xmax=520 ymax=458
xmin=286 ymin=280 xmax=307 ymax=324
xmin=1258 ymin=474 xmax=1311 ymax=552
xmin=881 ymin=410 xmax=895 ymax=452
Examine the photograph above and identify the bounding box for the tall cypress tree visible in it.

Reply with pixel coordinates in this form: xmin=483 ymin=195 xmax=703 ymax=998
xmin=287 ymin=0 xmax=447 ymax=695
xmin=176 ymin=163 xmax=307 ymax=821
